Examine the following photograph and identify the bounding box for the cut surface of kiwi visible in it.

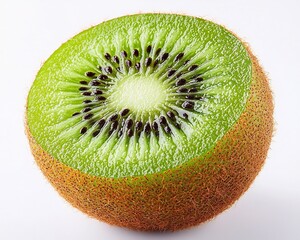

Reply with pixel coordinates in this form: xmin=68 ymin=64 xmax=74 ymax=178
xmin=27 ymin=14 xmax=252 ymax=178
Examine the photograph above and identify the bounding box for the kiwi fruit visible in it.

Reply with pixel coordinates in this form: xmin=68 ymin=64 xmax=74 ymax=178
xmin=25 ymin=14 xmax=273 ymax=231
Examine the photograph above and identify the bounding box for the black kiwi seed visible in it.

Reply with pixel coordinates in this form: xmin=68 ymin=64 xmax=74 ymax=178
xmin=125 ymin=59 xmax=132 ymax=67
xmin=135 ymin=62 xmax=141 ymax=70
xmin=104 ymin=66 xmax=113 ymax=74
xmin=127 ymin=129 xmax=133 ymax=137
xmin=152 ymin=121 xmax=159 ymax=131
xmin=98 ymin=119 xmax=106 ymax=129
xmin=159 ymin=116 xmax=167 ymax=125
xmin=121 ymin=50 xmax=127 ymax=58
xmin=83 ymin=113 xmax=93 ymax=120
xmin=95 ymin=96 xmax=106 ymax=101
xmin=98 ymin=74 xmax=108 ymax=80
xmin=167 ymin=111 xmax=176 ymax=120
xmin=113 ymin=56 xmax=120 ymax=64
xmin=111 ymin=121 xmax=118 ymax=130
xmin=116 ymin=67 xmax=122 ymax=72
xmin=186 ymin=95 xmax=195 ymax=99
xmin=120 ymin=108 xmax=130 ymax=117
xmin=164 ymin=126 xmax=172 ymax=133
xmin=144 ymin=122 xmax=151 ymax=134
xmin=155 ymin=48 xmax=161 ymax=56
xmin=80 ymin=127 xmax=87 ymax=134
xmin=184 ymin=60 xmax=190 ymax=65
xmin=82 ymin=108 xmax=92 ymax=113
xmin=135 ymin=121 xmax=143 ymax=131
xmin=85 ymin=71 xmax=95 ymax=77
xmin=125 ymin=119 xmax=133 ymax=129
xmin=93 ymin=89 xmax=103 ymax=95
xmin=145 ymin=57 xmax=152 ymax=67
xmin=174 ymin=52 xmax=184 ymax=62
xmin=175 ymin=79 xmax=187 ymax=86
xmin=104 ymin=53 xmax=111 ymax=60
xmin=83 ymin=100 xmax=92 ymax=104
xmin=161 ymin=52 xmax=169 ymax=62
xmin=92 ymin=130 xmax=100 ymax=137
xmin=109 ymin=113 xmax=118 ymax=122
xmin=79 ymin=87 xmax=89 ymax=91
xmin=90 ymin=80 xmax=101 ymax=86
xmin=188 ymin=65 xmax=198 ymax=71
xmin=82 ymin=91 xmax=92 ymax=96
xmin=133 ymin=49 xmax=139 ymax=57
xmin=167 ymin=69 xmax=176 ymax=77
xmin=195 ymin=77 xmax=204 ymax=82
xmin=182 ymin=101 xmax=194 ymax=109
xmin=188 ymin=88 xmax=197 ymax=93
xmin=146 ymin=45 xmax=152 ymax=54
xmin=153 ymin=59 xmax=159 ymax=67
xmin=177 ymin=87 xmax=188 ymax=93
xmin=80 ymin=80 xmax=88 ymax=85
xmin=72 ymin=112 xmax=80 ymax=117
xmin=183 ymin=113 xmax=188 ymax=119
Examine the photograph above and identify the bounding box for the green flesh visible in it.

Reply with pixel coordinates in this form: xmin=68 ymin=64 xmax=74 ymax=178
xmin=27 ymin=14 xmax=252 ymax=178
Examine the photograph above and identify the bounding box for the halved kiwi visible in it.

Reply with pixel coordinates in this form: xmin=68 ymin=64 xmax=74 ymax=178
xmin=26 ymin=14 xmax=273 ymax=231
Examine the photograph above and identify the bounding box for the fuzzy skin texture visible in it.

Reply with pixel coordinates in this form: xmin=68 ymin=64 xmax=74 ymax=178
xmin=26 ymin=48 xmax=273 ymax=231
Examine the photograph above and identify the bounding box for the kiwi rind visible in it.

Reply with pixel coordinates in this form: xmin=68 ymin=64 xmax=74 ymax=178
xmin=26 ymin=46 xmax=273 ymax=231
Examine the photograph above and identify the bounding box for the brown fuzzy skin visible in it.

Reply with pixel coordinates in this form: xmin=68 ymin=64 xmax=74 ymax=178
xmin=26 ymin=48 xmax=273 ymax=231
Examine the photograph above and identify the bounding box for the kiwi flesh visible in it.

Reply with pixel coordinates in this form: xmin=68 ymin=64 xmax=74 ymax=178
xmin=26 ymin=14 xmax=273 ymax=231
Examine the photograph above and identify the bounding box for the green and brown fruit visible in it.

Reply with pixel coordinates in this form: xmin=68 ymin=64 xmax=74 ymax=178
xmin=26 ymin=14 xmax=273 ymax=231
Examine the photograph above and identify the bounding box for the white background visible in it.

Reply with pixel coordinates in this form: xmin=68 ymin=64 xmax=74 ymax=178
xmin=1 ymin=0 xmax=300 ymax=239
